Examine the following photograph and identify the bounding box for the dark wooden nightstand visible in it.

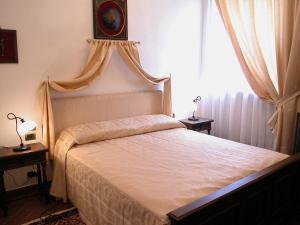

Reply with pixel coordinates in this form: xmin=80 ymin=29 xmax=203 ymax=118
xmin=180 ymin=118 xmax=214 ymax=134
xmin=0 ymin=142 xmax=48 ymax=216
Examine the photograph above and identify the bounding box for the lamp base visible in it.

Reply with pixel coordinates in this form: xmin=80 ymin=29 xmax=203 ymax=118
xmin=188 ymin=116 xmax=199 ymax=121
xmin=13 ymin=145 xmax=31 ymax=152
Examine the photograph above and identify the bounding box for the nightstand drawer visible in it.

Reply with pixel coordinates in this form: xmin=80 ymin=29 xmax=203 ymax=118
xmin=0 ymin=153 xmax=46 ymax=170
xmin=193 ymin=122 xmax=211 ymax=131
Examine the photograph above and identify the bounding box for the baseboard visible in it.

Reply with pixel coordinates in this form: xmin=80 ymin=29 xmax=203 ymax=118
xmin=6 ymin=181 xmax=51 ymax=202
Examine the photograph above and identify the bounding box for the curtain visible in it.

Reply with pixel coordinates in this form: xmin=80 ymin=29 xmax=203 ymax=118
xmin=40 ymin=40 xmax=172 ymax=158
xmin=198 ymin=93 xmax=275 ymax=150
xmin=197 ymin=0 xmax=275 ymax=150
xmin=216 ymin=0 xmax=300 ymax=154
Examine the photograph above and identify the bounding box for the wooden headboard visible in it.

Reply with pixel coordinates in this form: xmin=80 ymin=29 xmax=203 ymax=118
xmin=52 ymin=90 xmax=163 ymax=138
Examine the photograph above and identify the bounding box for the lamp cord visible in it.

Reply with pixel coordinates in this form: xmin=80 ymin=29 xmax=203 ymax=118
xmin=5 ymin=171 xmax=32 ymax=187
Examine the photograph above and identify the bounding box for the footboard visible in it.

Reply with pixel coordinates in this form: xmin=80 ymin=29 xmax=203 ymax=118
xmin=168 ymin=154 xmax=300 ymax=225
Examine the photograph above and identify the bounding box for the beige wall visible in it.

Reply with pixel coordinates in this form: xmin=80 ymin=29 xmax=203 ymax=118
xmin=0 ymin=0 xmax=201 ymax=190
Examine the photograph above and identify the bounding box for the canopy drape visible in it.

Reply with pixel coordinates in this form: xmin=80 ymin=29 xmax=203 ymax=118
xmin=40 ymin=40 xmax=172 ymax=158
xmin=216 ymin=0 xmax=300 ymax=154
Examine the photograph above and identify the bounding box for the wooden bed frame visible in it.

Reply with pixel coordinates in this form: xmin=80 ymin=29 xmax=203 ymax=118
xmin=168 ymin=153 xmax=300 ymax=225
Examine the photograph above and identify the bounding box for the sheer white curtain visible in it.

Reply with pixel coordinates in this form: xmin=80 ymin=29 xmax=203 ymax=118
xmin=196 ymin=0 xmax=275 ymax=150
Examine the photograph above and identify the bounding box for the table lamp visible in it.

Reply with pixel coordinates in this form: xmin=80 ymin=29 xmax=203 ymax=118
xmin=7 ymin=113 xmax=37 ymax=151
xmin=188 ymin=96 xmax=202 ymax=121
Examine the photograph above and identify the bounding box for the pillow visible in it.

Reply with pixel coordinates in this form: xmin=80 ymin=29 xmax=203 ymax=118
xmin=61 ymin=114 xmax=186 ymax=145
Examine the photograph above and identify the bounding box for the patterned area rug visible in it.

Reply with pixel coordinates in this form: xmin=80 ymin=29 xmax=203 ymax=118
xmin=22 ymin=208 xmax=85 ymax=225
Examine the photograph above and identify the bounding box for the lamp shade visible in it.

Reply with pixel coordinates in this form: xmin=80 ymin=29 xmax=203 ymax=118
xmin=18 ymin=120 xmax=37 ymax=136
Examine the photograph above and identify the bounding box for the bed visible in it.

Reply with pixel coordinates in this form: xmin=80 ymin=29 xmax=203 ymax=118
xmin=50 ymin=90 xmax=300 ymax=225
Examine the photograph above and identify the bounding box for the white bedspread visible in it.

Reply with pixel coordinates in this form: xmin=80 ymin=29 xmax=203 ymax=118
xmin=50 ymin=115 xmax=288 ymax=225
xmin=50 ymin=115 xmax=186 ymax=200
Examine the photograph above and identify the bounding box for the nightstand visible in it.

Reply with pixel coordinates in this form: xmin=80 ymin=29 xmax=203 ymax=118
xmin=180 ymin=118 xmax=214 ymax=134
xmin=0 ymin=142 xmax=48 ymax=216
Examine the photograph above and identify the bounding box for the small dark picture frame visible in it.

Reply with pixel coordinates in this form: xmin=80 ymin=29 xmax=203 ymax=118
xmin=93 ymin=0 xmax=128 ymax=40
xmin=0 ymin=29 xmax=18 ymax=63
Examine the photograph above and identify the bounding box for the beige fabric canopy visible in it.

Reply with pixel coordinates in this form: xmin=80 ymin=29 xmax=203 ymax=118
xmin=216 ymin=0 xmax=300 ymax=154
xmin=40 ymin=40 xmax=172 ymax=158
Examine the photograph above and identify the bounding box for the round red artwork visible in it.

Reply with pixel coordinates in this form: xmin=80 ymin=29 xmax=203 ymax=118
xmin=96 ymin=1 xmax=125 ymax=36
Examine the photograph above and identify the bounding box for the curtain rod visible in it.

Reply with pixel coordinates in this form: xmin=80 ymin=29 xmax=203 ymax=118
xmin=87 ymin=39 xmax=140 ymax=45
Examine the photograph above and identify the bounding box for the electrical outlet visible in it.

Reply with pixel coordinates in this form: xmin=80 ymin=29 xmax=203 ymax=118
xmin=25 ymin=133 xmax=36 ymax=141
xmin=27 ymin=171 xmax=37 ymax=178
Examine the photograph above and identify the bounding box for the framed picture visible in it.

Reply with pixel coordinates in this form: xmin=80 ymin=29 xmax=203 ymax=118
xmin=93 ymin=0 xmax=128 ymax=40
xmin=0 ymin=29 xmax=18 ymax=63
